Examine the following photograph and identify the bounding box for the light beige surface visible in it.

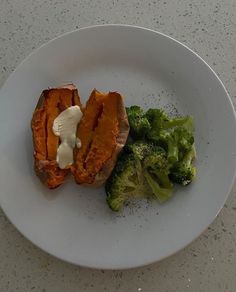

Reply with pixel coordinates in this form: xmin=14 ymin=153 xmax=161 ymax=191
xmin=1 ymin=0 xmax=236 ymax=291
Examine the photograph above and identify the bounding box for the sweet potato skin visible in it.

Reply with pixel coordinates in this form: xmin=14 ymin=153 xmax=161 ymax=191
xmin=34 ymin=160 xmax=69 ymax=189
xmin=31 ymin=84 xmax=81 ymax=189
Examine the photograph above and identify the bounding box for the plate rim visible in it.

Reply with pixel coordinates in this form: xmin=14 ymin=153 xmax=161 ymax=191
xmin=0 ymin=24 xmax=236 ymax=270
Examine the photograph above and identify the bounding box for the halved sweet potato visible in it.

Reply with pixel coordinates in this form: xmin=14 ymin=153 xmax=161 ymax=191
xmin=72 ymin=89 xmax=129 ymax=186
xmin=31 ymin=84 xmax=82 ymax=189
xmin=32 ymin=85 xmax=129 ymax=189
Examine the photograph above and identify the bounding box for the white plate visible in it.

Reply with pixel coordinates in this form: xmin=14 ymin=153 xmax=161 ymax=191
xmin=0 ymin=25 xmax=236 ymax=269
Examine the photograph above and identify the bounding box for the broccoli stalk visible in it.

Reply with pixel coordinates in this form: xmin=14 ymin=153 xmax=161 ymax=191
xmin=158 ymin=130 xmax=179 ymax=163
xmin=144 ymin=171 xmax=172 ymax=203
xmin=143 ymin=108 xmax=194 ymax=163
xmin=142 ymin=148 xmax=173 ymax=201
xmin=163 ymin=116 xmax=194 ymax=131
xmin=172 ymin=127 xmax=194 ymax=153
xmin=167 ymin=138 xmax=179 ymax=163
xmin=152 ymin=169 xmax=173 ymax=189
xmin=169 ymin=147 xmax=196 ymax=186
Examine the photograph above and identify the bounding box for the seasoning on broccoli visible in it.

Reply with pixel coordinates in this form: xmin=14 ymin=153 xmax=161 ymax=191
xmin=105 ymin=105 xmax=197 ymax=212
xmin=105 ymin=151 xmax=151 ymax=212
xmin=106 ymin=142 xmax=173 ymax=211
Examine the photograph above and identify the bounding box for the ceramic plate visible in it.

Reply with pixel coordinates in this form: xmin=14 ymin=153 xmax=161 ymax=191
xmin=0 ymin=25 xmax=236 ymax=269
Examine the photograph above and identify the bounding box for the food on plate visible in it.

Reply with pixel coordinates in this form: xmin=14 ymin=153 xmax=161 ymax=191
xmin=105 ymin=106 xmax=196 ymax=211
xmin=125 ymin=106 xmax=151 ymax=139
xmin=31 ymin=85 xmax=196 ymax=211
xmin=169 ymin=147 xmax=196 ymax=186
xmin=31 ymin=84 xmax=82 ymax=189
xmin=52 ymin=105 xmax=83 ymax=169
xmin=106 ymin=141 xmax=173 ymax=211
xmin=31 ymin=86 xmax=129 ymax=188
xmin=72 ymin=89 xmax=130 ymax=186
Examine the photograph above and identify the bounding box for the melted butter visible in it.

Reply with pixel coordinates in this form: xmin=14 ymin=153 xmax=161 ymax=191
xmin=52 ymin=105 xmax=83 ymax=169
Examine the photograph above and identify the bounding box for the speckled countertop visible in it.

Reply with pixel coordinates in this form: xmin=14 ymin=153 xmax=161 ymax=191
xmin=1 ymin=1 xmax=236 ymax=291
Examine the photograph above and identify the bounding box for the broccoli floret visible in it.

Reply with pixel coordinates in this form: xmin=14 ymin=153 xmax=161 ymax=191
xmin=145 ymin=109 xmax=193 ymax=132
xmin=126 ymin=106 xmax=151 ymax=139
xmin=125 ymin=140 xmax=152 ymax=160
xmin=163 ymin=116 xmax=194 ymax=132
xmin=145 ymin=109 xmax=194 ymax=163
xmin=144 ymin=171 xmax=173 ymax=203
xmin=106 ymin=142 xmax=173 ymax=211
xmin=143 ymin=147 xmax=173 ymax=197
xmin=145 ymin=108 xmax=169 ymax=141
xmin=172 ymin=127 xmax=194 ymax=161
xmin=149 ymin=125 xmax=194 ymax=164
xmin=142 ymin=147 xmax=167 ymax=170
xmin=126 ymin=140 xmax=173 ymax=201
xmin=106 ymin=106 xmax=196 ymax=211
xmin=169 ymin=147 xmax=196 ymax=186
xmin=151 ymin=129 xmax=179 ymax=163
xmin=145 ymin=108 xmax=169 ymax=126
xmin=166 ymin=127 xmax=194 ymax=162
xmin=145 ymin=108 xmax=193 ymax=138
xmin=105 ymin=152 xmax=150 ymax=211
xmin=160 ymin=130 xmax=179 ymax=163
xmin=125 ymin=140 xmax=164 ymax=160
xmin=125 ymin=141 xmax=153 ymax=182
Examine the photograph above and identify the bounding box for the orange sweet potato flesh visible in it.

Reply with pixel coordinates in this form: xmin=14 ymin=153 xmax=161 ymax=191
xmin=32 ymin=85 xmax=129 ymax=189
xmin=31 ymin=84 xmax=82 ymax=189
xmin=72 ymin=89 xmax=130 ymax=186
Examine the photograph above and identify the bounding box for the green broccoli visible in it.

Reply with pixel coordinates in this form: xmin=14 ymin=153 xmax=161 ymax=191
xmin=145 ymin=108 xmax=169 ymax=142
xmin=124 ymin=141 xmax=153 ymax=183
xmin=163 ymin=127 xmax=194 ymax=163
xmin=144 ymin=171 xmax=173 ymax=203
xmin=149 ymin=129 xmax=180 ymax=163
xmin=142 ymin=146 xmax=167 ymax=168
xmin=169 ymin=147 xmax=196 ymax=186
xmin=157 ymin=130 xmax=179 ymax=163
xmin=106 ymin=142 xmax=174 ymax=211
xmin=105 ymin=152 xmax=150 ymax=211
xmin=126 ymin=106 xmax=151 ymax=139
xmin=163 ymin=116 xmax=194 ymax=132
xmin=172 ymin=127 xmax=194 ymax=161
xmin=126 ymin=141 xmax=173 ymax=202
xmin=142 ymin=147 xmax=173 ymax=200
xmin=145 ymin=108 xmax=169 ymax=125
xmin=125 ymin=140 xmax=153 ymax=160
xmin=145 ymin=108 xmax=193 ymax=132
xmin=106 ymin=106 xmax=197 ymax=212
xmin=144 ymin=109 xmax=194 ymax=163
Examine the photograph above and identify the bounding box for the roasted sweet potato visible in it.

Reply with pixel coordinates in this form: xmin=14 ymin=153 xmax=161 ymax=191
xmin=72 ymin=89 xmax=130 ymax=186
xmin=31 ymin=84 xmax=82 ymax=189
xmin=32 ymin=86 xmax=129 ymax=189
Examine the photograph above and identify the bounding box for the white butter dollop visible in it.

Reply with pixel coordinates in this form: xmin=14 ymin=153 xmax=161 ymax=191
xmin=52 ymin=105 xmax=83 ymax=169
